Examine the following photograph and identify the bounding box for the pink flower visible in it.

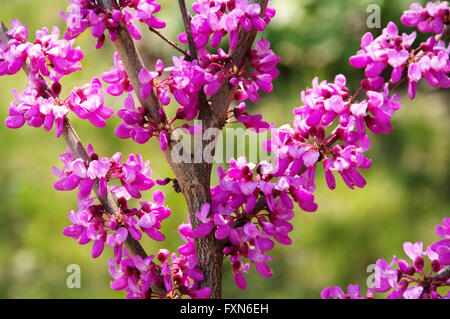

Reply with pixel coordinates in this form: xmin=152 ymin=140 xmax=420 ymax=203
xmin=115 ymin=94 xmax=153 ymax=144
xmin=101 ymin=52 xmax=133 ymax=96
xmin=69 ymin=78 xmax=114 ymax=127
xmin=401 ymin=2 xmax=449 ymax=34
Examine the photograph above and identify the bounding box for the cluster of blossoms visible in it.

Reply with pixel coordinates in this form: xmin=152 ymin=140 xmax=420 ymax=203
xmin=52 ymin=145 xmax=155 ymax=200
xmin=229 ymin=37 xmax=280 ymax=104
xmin=259 ymin=11 xmax=450 ymax=193
xmin=190 ymin=3 xmax=449 ymax=290
xmin=349 ymin=19 xmax=449 ymax=99
xmin=401 ymin=1 xmax=449 ymax=34
xmin=56 ymin=146 xmax=211 ymax=298
xmin=178 ymin=0 xmax=275 ymax=50
xmin=0 ymin=19 xmax=83 ymax=80
xmin=1 ymin=19 xmax=114 ymax=137
xmin=113 ymin=38 xmax=279 ymax=147
xmin=105 ymin=1 xmax=280 ymax=148
xmin=193 ymin=157 xmax=318 ymax=289
xmin=1 ymin=0 xmax=449 ymax=299
xmin=109 ymin=221 xmax=211 ymax=299
xmin=322 ymin=218 xmax=450 ymax=299
xmin=101 ymin=51 xmax=133 ymax=96
xmin=62 ymin=189 xmax=170 ymax=259
xmin=62 ymin=0 xmax=166 ymax=48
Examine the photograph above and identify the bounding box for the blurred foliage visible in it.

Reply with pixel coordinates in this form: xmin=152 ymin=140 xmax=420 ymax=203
xmin=0 ymin=0 xmax=448 ymax=299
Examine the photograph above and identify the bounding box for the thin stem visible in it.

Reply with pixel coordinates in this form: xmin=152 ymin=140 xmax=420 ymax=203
xmin=148 ymin=27 xmax=190 ymax=58
xmin=177 ymin=0 xmax=197 ymax=61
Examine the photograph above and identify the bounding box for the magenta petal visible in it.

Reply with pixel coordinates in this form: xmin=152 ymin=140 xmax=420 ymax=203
xmin=5 ymin=115 xmax=25 ymax=129
xmin=91 ymin=239 xmax=104 ymax=258
xmin=179 ymin=242 xmax=195 ymax=256
xmin=195 ymin=287 xmax=212 ymax=299
xmin=145 ymin=228 xmax=165 ymax=241
xmin=115 ymin=123 xmax=131 ymax=139
xmin=159 ymin=130 xmax=169 ymax=151
xmin=78 ymin=178 xmax=94 ymax=198
xmin=140 ymin=83 xmax=151 ymax=99
xmin=186 ymin=267 xmax=204 ymax=282
xmin=349 ymin=54 xmax=368 ymax=68
xmin=63 ymin=225 xmax=83 ymax=238
xmin=233 ymin=272 xmax=247 ymax=290
xmin=111 ymin=276 xmax=128 ymax=290
xmin=215 ymin=225 xmax=230 ymax=240
xmin=99 ymin=177 xmax=108 ymax=197
xmin=255 ymin=262 xmax=273 ymax=278
xmin=54 ymin=174 xmax=81 ymax=191
xmin=193 ymin=222 xmax=213 ymax=238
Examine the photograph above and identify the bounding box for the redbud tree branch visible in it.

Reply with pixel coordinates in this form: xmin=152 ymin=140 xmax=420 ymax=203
xmin=98 ymin=0 xmax=269 ymax=298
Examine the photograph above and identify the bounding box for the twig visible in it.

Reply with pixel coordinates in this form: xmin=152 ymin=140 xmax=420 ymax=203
xmin=148 ymin=27 xmax=190 ymax=58
xmin=177 ymin=0 xmax=197 ymax=60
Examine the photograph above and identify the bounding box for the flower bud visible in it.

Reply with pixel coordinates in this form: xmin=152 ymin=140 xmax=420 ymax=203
xmin=413 ymin=256 xmax=425 ymax=271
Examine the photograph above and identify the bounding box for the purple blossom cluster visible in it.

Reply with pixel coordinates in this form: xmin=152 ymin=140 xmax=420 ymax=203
xmin=192 ymin=4 xmax=449 ymax=291
xmin=230 ymin=38 xmax=280 ymax=103
xmin=265 ymin=73 xmax=377 ymax=192
xmin=179 ymin=0 xmax=275 ymax=50
xmin=62 ymin=0 xmax=166 ymax=49
xmin=4 ymin=74 xmax=113 ymax=136
xmin=53 ymin=146 xmax=155 ymax=200
xmin=55 ymin=141 xmax=208 ymax=299
xmin=107 ymin=2 xmax=279 ymax=147
xmin=349 ymin=21 xmax=449 ymax=100
xmin=164 ymin=55 xmax=222 ymax=121
xmin=322 ymin=218 xmax=450 ymax=299
xmin=113 ymin=37 xmax=279 ymax=146
xmin=0 ymin=20 xmax=83 ymax=80
xmin=62 ymin=190 xmax=170 ymax=261
xmin=1 ymin=0 xmax=448 ymax=300
xmin=109 ymin=222 xmax=211 ymax=299
xmin=101 ymin=51 xmax=133 ymax=96
xmin=401 ymin=1 xmax=449 ymax=34
xmin=5 ymin=78 xmax=69 ymax=137
xmin=68 ymin=77 xmax=115 ymax=127
xmin=115 ymin=93 xmax=153 ymax=144
xmin=1 ymin=19 xmax=114 ymax=136
xmin=194 ymin=156 xmax=318 ymax=289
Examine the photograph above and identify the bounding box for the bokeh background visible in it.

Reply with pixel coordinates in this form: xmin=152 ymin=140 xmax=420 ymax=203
xmin=0 ymin=0 xmax=448 ymax=298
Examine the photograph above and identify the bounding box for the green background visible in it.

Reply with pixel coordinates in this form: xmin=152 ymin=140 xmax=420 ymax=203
xmin=0 ymin=0 xmax=448 ymax=298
